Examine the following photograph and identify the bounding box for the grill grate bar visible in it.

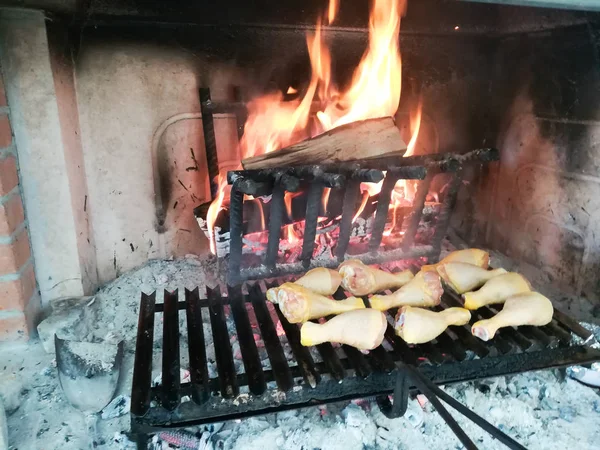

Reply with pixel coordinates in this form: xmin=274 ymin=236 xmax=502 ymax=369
xmin=368 ymin=174 xmax=399 ymax=251
xmin=207 ymin=287 xmax=239 ymax=398
xmin=312 ymin=331 xmax=346 ymax=381
xmin=131 ymin=291 xmax=156 ymax=417
xmin=249 ymin=284 xmax=294 ymax=391
xmin=443 ymin=291 xmax=515 ymax=354
xmin=265 ymin=182 xmax=286 ymax=269
xmin=228 ymin=285 xmax=267 ymax=395
xmin=185 ymin=288 xmax=210 ymax=404
xmin=402 ymin=173 xmax=433 ymax=251
xmin=335 ymin=179 xmax=361 ymax=262
xmin=274 ymin=303 xmax=321 ymax=388
xmin=162 ymin=290 xmax=181 ymax=411
xmin=300 ymin=181 xmax=324 ymax=268
xmin=440 ymin=295 xmax=490 ymax=358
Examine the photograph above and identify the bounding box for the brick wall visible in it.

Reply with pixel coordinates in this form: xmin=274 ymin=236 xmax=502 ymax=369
xmin=0 ymin=70 xmax=39 ymax=342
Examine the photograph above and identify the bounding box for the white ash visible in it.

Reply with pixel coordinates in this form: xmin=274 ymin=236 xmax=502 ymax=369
xmin=0 ymin=255 xmax=599 ymax=449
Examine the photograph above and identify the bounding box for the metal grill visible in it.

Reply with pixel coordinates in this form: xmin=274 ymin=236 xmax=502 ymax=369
xmin=130 ymin=274 xmax=600 ymax=435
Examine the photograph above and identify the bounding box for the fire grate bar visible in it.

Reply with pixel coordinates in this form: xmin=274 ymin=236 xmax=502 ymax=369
xmin=223 ymin=149 xmax=499 ymax=285
xmin=131 ymin=282 xmax=600 ymax=435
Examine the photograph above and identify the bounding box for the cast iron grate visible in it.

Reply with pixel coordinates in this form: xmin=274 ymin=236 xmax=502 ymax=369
xmin=130 ymin=272 xmax=600 ymax=437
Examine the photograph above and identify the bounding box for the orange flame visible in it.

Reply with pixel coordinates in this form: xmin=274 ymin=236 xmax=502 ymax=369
xmin=406 ymin=99 xmax=422 ymax=157
xmin=322 ymin=187 xmax=331 ymax=214
xmin=207 ymin=0 xmax=414 ymax=253
xmin=328 ymin=0 xmax=339 ymax=24
xmin=206 ymin=174 xmax=227 ymax=254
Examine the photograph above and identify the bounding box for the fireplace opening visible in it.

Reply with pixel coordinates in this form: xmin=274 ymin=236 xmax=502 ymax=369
xmin=0 ymin=1 xmax=600 ymax=449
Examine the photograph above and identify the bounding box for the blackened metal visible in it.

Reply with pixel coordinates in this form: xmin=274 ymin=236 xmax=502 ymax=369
xmin=249 ymin=284 xmax=294 ymax=391
xmin=206 ymin=287 xmax=239 ymax=398
xmin=388 ymin=165 xmax=427 ymax=180
xmin=368 ymin=173 xmax=399 ymax=251
xmin=300 ymin=181 xmax=324 ymax=268
xmin=407 ymin=366 xmax=478 ymax=449
xmin=440 ymin=295 xmax=490 ymax=358
xmin=199 ymin=88 xmax=219 ymax=199
xmin=232 ymin=87 xmax=246 ymax=141
xmin=443 ymin=291 xmax=515 ymax=354
xmin=228 ymin=285 xmax=267 ymax=395
xmin=335 ymin=179 xmax=360 ymax=262
xmin=454 ymin=147 xmax=500 ymax=164
xmin=552 ymin=308 xmax=595 ymax=340
xmin=402 ymin=173 xmax=433 ymax=250
xmin=131 ymin=284 xmax=600 ymax=434
xmin=226 ymin=174 xmax=272 ymax=197
xmin=367 ymin=345 xmax=397 ymax=373
xmin=131 ymin=291 xmax=155 ymax=417
xmin=162 ymin=290 xmax=181 ymax=411
xmin=407 ymin=365 xmax=527 ymax=450
xmin=185 ymin=288 xmax=210 ymax=405
xmin=355 ymin=168 xmax=385 ymax=183
xmin=313 ymin=335 xmax=346 ymax=382
xmin=430 ymin=172 xmax=462 ymax=259
xmin=265 ymin=183 xmax=286 ymax=269
xmin=227 ymin=181 xmax=245 ymax=285
xmin=239 ymin=245 xmax=438 ymax=281
xmin=274 ymin=304 xmax=321 ymax=388
xmin=376 ymin=369 xmax=408 ymax=419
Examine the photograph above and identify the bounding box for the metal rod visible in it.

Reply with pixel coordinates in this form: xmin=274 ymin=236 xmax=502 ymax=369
xmin=232 ymin=86 xmax=246 ymax=141
xmin=199 ymin=88 xmax=220 ymax=199
xmin=228 ymin=285 xmax=267 ymax=395
xmin=336 ymin=179 xmax=360 ymax=262
xmin=300 ymin=181 xmax=324 ymax=268
xmin=369 ymin=174 xmax=399 ymax=251
xmin=131 ymin=291 xmax=156 ymax=417
xmin=265 ymin=183 xmax=286 ymax=269
xmin=410 ymin=365 xmax=527 ymax=450
xmin=407 ymin=366 xmax=478 ymax=450
xmin=227 ymin=181 xmax=245 ymax=285
xmin=185 ymin=288 xmax=210 ymax=405
xmin=207 ymin=287 xmax=239 ymax=398
xmin=162 ymin=290 xmax=181 ymax=411
xmin=238 ymin=245 xmax=437 ymax=282
xmin=430 ymin=172 xmax=462 ymax=259
xmin=402 ymin=173 xmax=433 ymax=250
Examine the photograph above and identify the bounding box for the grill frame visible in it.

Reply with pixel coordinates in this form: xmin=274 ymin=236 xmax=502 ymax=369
xmin=130 ymin=279 xmax=600 ymax=435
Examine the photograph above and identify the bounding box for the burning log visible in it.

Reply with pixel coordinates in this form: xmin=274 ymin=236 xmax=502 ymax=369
xmin=241 ymin=117 xmax=407 ymax=170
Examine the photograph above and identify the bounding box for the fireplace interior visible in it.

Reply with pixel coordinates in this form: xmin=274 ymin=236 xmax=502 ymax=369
xmin=0 ymin=0 xmax=600 ymax=449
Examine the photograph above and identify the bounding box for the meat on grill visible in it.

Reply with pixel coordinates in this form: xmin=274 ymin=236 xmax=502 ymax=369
xmin=369 ymin=270 xmax=443 ymax=311
xmin=394 ymin=305 xmax=471 ymax=344
xmin=338 ymin=259 xmax=414 ymax=296
xmin=436 ymin=262 xmax=507 ymax=294
xmin=463 ymin=272 xmax=531 ymax=310
xmin=471 ymin=292 xmax=554 ymax=341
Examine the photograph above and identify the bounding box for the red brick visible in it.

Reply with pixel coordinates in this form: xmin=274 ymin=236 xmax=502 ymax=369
xmin=0 ymin=154 xmax=18 ymax=196
xmin=0 ymin=263 xmax=35 ymax=311
xmin=0 ymin=228 xmax=30 ymax=273
xmin=0 ymin=80 xmax=6 ymax=108
xmin=0 ymin=193 xmax=24 ymax=235
xmin=0 ymin=115 xmax=11 ymax=148
xmin=0 ymin=312 xmax=28 ymax=342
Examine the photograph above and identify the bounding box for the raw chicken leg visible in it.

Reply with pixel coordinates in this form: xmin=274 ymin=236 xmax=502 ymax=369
xmin=339 ymin=259 xmax=414 ymax=296
xmin=369 ymin=271 xmax=443 ymax=311
xmin=437 ymin=262 xmax=507 ymax=294
xmin=394 ymin=306 xmax=471 ymax=344
xmin=471 ymin=292 xmax=554 ymax=341
xmin=272 ymin=283 xmax=365 ymax=323
xmin=421 ymin=248 xmax=490 ymax=272
xmin=462 ymin=272 xmax=531 ymax=310
xmin=300 ymin=309 xmax=387 ymax=350
xmin=294 ymin=268 xmax=342 ymax=296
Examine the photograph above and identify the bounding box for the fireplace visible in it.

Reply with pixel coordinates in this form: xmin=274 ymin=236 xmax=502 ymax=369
xmin=0 ymin=0 xmax=600 ymax=449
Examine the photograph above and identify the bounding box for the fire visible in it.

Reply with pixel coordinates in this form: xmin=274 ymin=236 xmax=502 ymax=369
xmin=406 ymin=99 xmax=422 ymax=157
xmin=207 ymin=0 xmax=421 ymax=253
xmin=322 ymin=187 xmax=331 ymax=214
xmin=328 ymin=0 xmax=339 ymax=24
xmin=206 ymin=174 xmax=227 ymax=254
xmin=239 ymin=0 xmax=407 ymax=157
